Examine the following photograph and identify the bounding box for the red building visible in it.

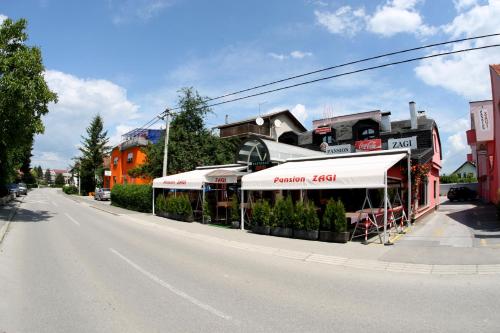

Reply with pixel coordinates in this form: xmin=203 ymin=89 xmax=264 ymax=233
xmin=466 ymin=65 xmax=500 ymax=204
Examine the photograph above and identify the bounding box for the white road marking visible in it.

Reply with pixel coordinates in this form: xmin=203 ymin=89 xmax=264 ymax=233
xmin=64 ymin=213 xmax=81 ymax=226
xmin=109 ymin=248 xmax=232 ymax=321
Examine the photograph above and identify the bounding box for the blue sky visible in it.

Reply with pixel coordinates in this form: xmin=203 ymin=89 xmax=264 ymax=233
xmin=2 ymin=0 xmax=500 ymax=173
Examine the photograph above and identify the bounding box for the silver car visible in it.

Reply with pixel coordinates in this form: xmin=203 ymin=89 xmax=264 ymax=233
xmin=94 ymin=188 xmax=111 ymax=201
xmin=18 ymin=182 xmax=28 ymax=195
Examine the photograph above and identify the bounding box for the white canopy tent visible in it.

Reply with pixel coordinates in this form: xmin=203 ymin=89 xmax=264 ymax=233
xmin=240 ymin=150 xmax=411 ymax=243
xmin=152 ymin=164 xmax=247 ymax=216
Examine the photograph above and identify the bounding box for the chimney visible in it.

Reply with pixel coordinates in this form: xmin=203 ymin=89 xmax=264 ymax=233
xmin=409 ymin=101 xmax=417 ymax=130
xmin=381 ymin=112 xmax=392 ymax=132
xmin=225 ymin=114 xmax=229 ymax=124
xmin=417 ymin=110 xmax=426 ymax=117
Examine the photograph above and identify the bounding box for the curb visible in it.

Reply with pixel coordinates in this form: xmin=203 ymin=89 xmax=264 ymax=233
xmin=0 ymin=197 xmax=24 ymax=244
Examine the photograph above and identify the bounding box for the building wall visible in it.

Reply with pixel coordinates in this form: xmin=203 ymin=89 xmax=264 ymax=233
xmin=490 ymin=66 xmax=500 ymax=204
xmin=110 ymin=146 xmax=150 ymax=188
xmin=452 ymin=163 xmax=477 ymax=178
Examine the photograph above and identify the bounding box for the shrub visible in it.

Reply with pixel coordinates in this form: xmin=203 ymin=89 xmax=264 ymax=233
xmin=230 ymin=194 xmax=239 ymax=221
xmin=274 ymin=196 xmax=294 ymax=228
xmin=293 ymin=201 xmax=306 ymax=230
xmin=62 ymin=185 xmax=78 ymax=195
xmin=202 ymin=198 xmax=211 ymax=222
xmin=304 ymin=202 xmax=320 ymax=231
xmin=155 ymin=194 xmax=167 ymax=213
xmin=333 ymin=200 xmax=347 ymax=232
xmin=321 ymin=198 xmax=335 ymax=231
xmin=252 ymin=199 xmax=271 ymax=226
xmin=111 ymin=184 xmax=152 ymax=213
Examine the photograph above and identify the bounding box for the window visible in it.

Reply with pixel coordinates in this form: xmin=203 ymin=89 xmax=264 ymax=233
xmin=418 ymin=179 xmax=428 ymax=207
xmin=360 ymin=128 xmax=376 ymax=140
xmin=113 ymin=157 xmax=118 ymax=166
xmin=127 ymin=152 xmax=133 ymax=163
xmin=433 ymin=180 xmax=437 ymax=199
xmin=322 ymin=135 xmax=333 ymax=144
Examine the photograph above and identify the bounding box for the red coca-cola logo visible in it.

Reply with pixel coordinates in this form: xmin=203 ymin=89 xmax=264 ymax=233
xmin=355 ymin=139 xmax=381 ymax=151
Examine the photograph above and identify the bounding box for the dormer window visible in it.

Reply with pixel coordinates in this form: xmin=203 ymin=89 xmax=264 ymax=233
xmin=353 ymin=119 xmax=379 ymax=141
xmin=360 ymin=128 xmax=376 ymax=140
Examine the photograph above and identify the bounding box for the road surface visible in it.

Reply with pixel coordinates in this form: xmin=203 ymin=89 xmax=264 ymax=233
xmin=1 ymin=188 xmax=499 ymax=332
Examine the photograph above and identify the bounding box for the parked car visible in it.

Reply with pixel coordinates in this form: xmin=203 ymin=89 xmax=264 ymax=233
xmin=18 ymin=182 xmax=28 ymax=195
xmin=7 ymin=183 xmax=20 ymax=197
xmin=447 ymin=187 xmax=477 ymax=202
xmin=94 ymin=188 xmax=111 ymax=201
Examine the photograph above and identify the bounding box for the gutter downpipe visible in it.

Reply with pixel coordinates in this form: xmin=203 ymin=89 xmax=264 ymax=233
xmin=240 ymin=190 xmax=245 ymax=230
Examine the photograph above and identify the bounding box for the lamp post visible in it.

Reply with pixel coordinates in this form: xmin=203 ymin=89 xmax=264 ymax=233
xmin=161 ymin=109 xmax=171 ymax=177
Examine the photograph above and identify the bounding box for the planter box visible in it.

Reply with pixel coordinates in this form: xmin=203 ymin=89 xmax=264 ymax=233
xmin=332 ymin=231 xmax=350 ymax=243
xmin=319 ymin=231 xmax=333 ymax=242
xmin=270 ymin=227 xmax=293 ymax=238
xmin=231 ymin=220 xmax=240 ymax=229
xmin=294 ymin=230 xmax=319 ymax=240
xmin=159 ymin=212 xmax=193 ymax=222
xmin=252 ymin=225 xmax=270 ymax=235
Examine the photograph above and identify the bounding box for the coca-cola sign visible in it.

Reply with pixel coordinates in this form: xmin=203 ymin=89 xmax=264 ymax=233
xmin=355 ymin=139 xmax=382 ymax=152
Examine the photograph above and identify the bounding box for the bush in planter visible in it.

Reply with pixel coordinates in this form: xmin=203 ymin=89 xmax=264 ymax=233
xmin=333 ymin=200 xmax=347 ymax=233
xmin=155 ymin=194 xmax=167 ymax=215
xmin=202 ymin=199 xmax=211 ymax=223
xmin=230 ymin=194 xmax=239 ymax=225
xmin=111 ymin=184 xmax=152 ymax=213
xmin=252 ymin=199 xmax=271 ymax=234
xmin=321 ymin=199 xmax=335 ymax=231
xmin=62 ymin=185 xmax=78 ymax=195
xmin=304 ymin=202 xmax=320 ymax=231
xmin=274 ymin=196 xmax=294 ymax=228
xmin=292 ymin=201 xmax=306 ymax=231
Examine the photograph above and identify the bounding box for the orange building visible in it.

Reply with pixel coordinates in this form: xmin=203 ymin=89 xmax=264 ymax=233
xmin=110 ymin=129 xmax=164 ymax=188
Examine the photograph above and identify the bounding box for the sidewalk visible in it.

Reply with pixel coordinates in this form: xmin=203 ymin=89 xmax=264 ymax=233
xmin=0 ymin=196 xmax=24 ymax=243
xmin=63 ymin=192 xmax=500 ymax=275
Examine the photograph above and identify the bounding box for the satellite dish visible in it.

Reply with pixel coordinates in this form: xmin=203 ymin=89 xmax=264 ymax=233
xmin=274 ymin=119 xmax=282 ymax=128
xmin=256 ymin=117 xmax=264 ymax=126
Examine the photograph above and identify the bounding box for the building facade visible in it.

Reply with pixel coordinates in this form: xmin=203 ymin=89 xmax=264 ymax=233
xmin=110 ymin=129 xmax=164 ymax=188
xmin=466 ymin=65 xmax=500 ymax=204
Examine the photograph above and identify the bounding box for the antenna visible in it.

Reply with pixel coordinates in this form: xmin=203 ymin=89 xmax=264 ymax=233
xmin=274 ymin=119 xmax=282 ymax=128
xmin=258 ymin=101 xmax=267 ymax=116
xmin=256 ymin=117 xmax=264 ymax=126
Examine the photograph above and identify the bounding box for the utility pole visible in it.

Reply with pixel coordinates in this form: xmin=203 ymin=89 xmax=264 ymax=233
xmin=162 ymin=109 xmax=171 ymax=177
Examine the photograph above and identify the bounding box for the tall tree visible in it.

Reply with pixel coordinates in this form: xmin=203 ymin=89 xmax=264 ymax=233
xmin=54 ymin=173 xmax=65 ymax=187
xmin=78 ymin=115 xmax=109 ymax=194
xmin=0 ymin=18 xmax=57 ymax=189
xmin=44 ymin=168 xmax=51 ymax=184
xmin=129 ymin=87 xmax=239 ymax=178
xmin=35 ymin=165 xmax=43 ymax=180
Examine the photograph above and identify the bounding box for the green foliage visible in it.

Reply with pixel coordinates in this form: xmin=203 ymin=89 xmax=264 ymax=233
xmin=62 ymin=185 xmax=78 ymax=195
xmin=440 ymin=173 xmax=477 ymax=184
xmin=304 ymin=202 xmax=320 ymax=231
xmin=321 ymin=199 xmax=335 ymax=231
xmin=111 ymin=184 xmax=152 ymax=213
xmin=78 ymin=115 xmax=110 ymax=194
xmin=202 ymin=198 xmax=211 ymax=222
xmin=292 ymin=201 xmax=306 ymax=230
xmin=156 ymin=194 xmax=193 ymax=219
xmin=0 ymin=18 xmax=57 ymax=186
xmin=332 ymin=200 xmax=347 ymax=232
xmin=273 ymin=196 xmax=294 ymax=228
xmin=35 ymin=166 xmax=43 ymax=180
xmin=54 ymin=173 xmax=65 ymax=187
xmin=252 ymin=199 xmax=271 ymax=227
xmin=129 ymin=87 xmax=239 ymax=178
xmin=44 ymin=168 xmax=51 ymax=184
xmin=230 ymin=194 xmax=239 ymax=221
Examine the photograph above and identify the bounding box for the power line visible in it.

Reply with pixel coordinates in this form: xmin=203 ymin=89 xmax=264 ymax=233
xmin=199 ymin=43 xmax=500 ymax=109
xmin=133 ymin=34 xmax=500 ymax=134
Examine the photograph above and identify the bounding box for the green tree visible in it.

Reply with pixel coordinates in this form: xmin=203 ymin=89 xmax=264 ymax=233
xmin=129 ymin=87 xmax=239 ymax=178
xmin=54 ymin=173 xmax=65 ymax=187
xmin=78 ymin=115 xmax=110 ymax=194
xmin=44 ymin=168 xmax=51 ymax=184
xmin=35 ymin=165 xmax=43 ymax=180
xmin=0 ymin=18 xmax=57 ymax=189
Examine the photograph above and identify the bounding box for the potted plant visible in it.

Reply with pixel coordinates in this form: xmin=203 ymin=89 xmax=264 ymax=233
xmin=319 ymin=198 xmax=335 ymax=242
xmin=332 ymin=200 xmax=349 ymax=243
xmin=177 ymin=194 xmax=194 ymax=222
xmin=230 ymin=194 xmax=240 ymax=228
xmin=271 ymin=196 xmax=294 ymax=237
xmin=293 ymin=202 xmax=319 ymax=240
xmin=155 ymin=194 xmax=168 ymax=218
xmin=252 ymin=199 xmax=271 ymax=235
xmin=202 ymin=199 xmax=211 ymax=224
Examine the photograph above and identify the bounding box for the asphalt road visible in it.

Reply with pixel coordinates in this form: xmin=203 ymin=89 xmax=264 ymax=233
xmin=1 ymin=188 xmax=500 ymax=332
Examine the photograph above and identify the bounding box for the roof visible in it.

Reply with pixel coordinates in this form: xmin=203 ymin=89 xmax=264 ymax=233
xmin=451 ymin=161 xmax=476 ymax=175
xmin=152 ymin=165 xmax=247 ymax=189
xmin=215 ymin=109 xmax=307 ymax=132
xmin=491 ymin=64 xmax=500 ymax=76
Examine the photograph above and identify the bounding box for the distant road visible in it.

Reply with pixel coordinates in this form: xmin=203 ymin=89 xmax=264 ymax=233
xmin=1 ymin=188 xmax=499 ymax=332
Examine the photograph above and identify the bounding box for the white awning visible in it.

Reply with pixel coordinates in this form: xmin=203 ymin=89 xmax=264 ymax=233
xmin=241 ymin=153 xmax=407 ymax=190
xmin=153 ymin=166 xmax=246 ymax=190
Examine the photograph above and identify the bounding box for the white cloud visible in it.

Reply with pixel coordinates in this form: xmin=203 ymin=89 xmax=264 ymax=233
xmin=453 ymin=0 xmax=478 ymax=11
xmin=0 ymin=14 xmax=7 ymax=23
xmin=109 ymin=0 xmax=173 ymax=24
xmin=290 ymin=50 xmax=313 ymax=59
xmin=291 ymin=104 xmax=308 ymax=123
xmin=268 ymin=52 xmax=286 ymax=61
xmin=314 ymin=6 xmax=367 ymax=36
xmin=415 ymin=1 xmax=500 ymax=100
xmin=32 ymin=70 xmax=141 ymax=169
xmin=367 ymin=0 xmax=436 ymax=37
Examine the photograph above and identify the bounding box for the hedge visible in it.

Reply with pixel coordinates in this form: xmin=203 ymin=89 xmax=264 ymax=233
xmin=63 ymin=185 xmax=78 ymax=195
xmin=111 ymin=184 xmax=152 ymax=213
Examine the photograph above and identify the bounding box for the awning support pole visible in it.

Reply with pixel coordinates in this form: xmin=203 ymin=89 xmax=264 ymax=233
xmin=202 ymin=184 xmax=206 ymax=224
xmin=407 ymin=154 xmax=412 ymax=227
xmin=240 ymin=190 xmax=245 ymax=230
xmin=152 ymin=187 xmax=155 ymax=215
xmin=384 ymin=171 xmax=393 ymax=246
